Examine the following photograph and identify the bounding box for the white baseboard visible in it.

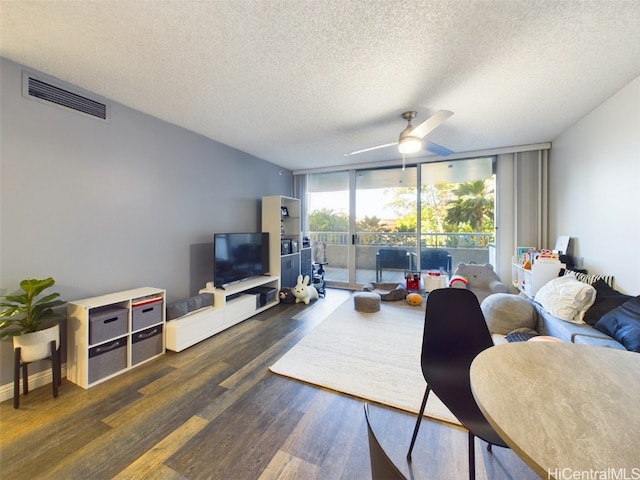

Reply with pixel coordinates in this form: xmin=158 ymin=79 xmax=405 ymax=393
xmin=0 ymin=363 xmax=67 ymax=403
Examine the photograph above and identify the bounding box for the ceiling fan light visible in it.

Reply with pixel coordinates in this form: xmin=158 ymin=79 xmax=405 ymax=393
xmin=398 ymin=136 xmax=422 ymax=154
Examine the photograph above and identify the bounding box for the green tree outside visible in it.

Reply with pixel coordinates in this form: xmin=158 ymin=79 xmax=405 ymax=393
xmin=444 ymin=179 xmax=494 ymax=232
xmin=307 ymin=177 xmax=494 ymax=238
xmin=308 ymin=208 xmax=348 ymax=232
xmin=356 ymin=215 xmax=389 ymax=232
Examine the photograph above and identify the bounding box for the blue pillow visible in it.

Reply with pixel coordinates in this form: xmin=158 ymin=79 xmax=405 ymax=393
xmin=583 ymin=279 xmax=632 ymax=326
xmin=594 ymin=296 xmax=640 ymax=352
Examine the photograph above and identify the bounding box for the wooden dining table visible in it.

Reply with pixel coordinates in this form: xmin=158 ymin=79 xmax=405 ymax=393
xmin=470 ymin=342 xmax=640 ymax=479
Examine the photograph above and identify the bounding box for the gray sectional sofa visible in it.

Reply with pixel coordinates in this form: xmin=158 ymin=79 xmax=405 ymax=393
xmin=532 ymin=300 xmax=626 ymax=349
xmin=485 ymin=272 xmax=639 ymax=352
xmin=530 ymin=272 xmax=640 ymax=352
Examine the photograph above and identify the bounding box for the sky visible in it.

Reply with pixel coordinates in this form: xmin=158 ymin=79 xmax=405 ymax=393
xmin=308 ymin=188 xmax=399 ymax=219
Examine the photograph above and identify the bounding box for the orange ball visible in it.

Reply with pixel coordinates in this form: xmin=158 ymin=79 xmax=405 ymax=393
xmin=406 ymin=293 xmax=423 ymax=306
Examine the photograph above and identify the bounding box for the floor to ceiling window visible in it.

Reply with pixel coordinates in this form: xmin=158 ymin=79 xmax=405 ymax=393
xmin=303 ymin=156 xmax=495 ymax=289
xmin=355 ymin=166 xmax=417 ymax=285
xmin=419 ymin=157 xmax=495 ymax=270
xmin=306 ymin=171 xmax=351 ymax=285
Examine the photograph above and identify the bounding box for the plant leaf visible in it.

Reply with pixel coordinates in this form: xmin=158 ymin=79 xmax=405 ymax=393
xmin=1 ymin=277 xmax=63 ymax=337
xmin=20 ymin=278 xmax=56 ymax=298
xmin=34 ymin=292 xmax=61 ymax=306
xmin=0 ymin=294 xmax=29 ymax=304
xmin=0 ymin=305 xmax=22 ymax=317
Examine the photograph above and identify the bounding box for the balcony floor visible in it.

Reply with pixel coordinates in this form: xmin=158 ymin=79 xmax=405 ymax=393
xmin=321 ymin=266 xmax=427 ymax=287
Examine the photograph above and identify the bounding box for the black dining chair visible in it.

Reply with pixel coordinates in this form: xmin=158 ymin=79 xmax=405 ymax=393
xmin=406 ymin=288 xmax=508 ymax=480
xmin=364 ymin=403 xmax=407 ymax=480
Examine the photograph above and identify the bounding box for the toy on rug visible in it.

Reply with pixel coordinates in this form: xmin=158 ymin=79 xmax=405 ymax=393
xmin=452 ymin=262 xmax=509 ymax=303
xmin=361 ymin=282 xmax=406 ymax=301
xmin=406 ymin=292 xmax=423 ymax=306
xmin=424 ymin=271 xmax=447 ymax=291
xmin=278 ymin=288 xmax=296 ymax=304
xmin=293 ymin=275 xmax=319 ymax=305
xmin=449 ymin=275 xmax=469 ymax=288
xmin=405 ymin=271 xmax=420 ymax=292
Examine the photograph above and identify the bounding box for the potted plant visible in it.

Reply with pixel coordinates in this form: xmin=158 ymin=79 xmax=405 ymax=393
xmin=0 ymin=277 xmax=65 ymax=362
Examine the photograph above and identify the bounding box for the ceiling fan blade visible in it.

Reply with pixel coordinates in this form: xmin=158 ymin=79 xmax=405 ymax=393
xmin=410 ymin=110 xmax=454 ymax=139
xmin=344 ymin=141 xmax=398 ymax=156
xmin=425 ymin=141 xmax=454 ymax=156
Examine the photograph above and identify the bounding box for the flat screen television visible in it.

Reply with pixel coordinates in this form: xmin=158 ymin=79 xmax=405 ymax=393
xmin=214 ymin=232 xmax=269 ymax=288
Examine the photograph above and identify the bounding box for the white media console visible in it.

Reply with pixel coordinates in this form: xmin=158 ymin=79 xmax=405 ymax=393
xmin=165 ymin=275 xmax=279 ymax=352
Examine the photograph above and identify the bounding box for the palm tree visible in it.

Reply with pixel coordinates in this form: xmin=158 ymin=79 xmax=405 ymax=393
xmin=356 ymin=215 xmax=389 ymax=232
xmin=445 ymin=180 xmax=494 ymax=231
xmin=308 ymin=208 xmax=348 ymax=232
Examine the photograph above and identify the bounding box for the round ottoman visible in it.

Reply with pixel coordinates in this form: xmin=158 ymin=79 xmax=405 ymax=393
xmin=353 ymin=292 xmax=381 ymax=312
xmin=481 ymin=293 xmax=536 ymax=335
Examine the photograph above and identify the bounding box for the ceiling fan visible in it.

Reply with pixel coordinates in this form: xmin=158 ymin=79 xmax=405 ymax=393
xmin=345 ymin=110 xmax=454 ymax=157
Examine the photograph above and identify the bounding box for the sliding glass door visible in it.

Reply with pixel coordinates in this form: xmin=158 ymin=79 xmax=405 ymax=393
xmin=419 ymin=157 xmax=495 ymax=271
xmin=306 ymin=171 xmax=351 ymax=285
xmin=355 ymin=167 xmax=417 ymax=284
xmin=304 ymin=156 xmax=496 ymax=289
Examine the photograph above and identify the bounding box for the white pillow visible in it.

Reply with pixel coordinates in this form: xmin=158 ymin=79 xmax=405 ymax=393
xmin=534 ymin=276 xmax=597 ymax=323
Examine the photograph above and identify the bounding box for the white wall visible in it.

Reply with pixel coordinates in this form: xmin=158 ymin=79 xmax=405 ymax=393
xmin=549 ymin=75 xmax=640 ymax=294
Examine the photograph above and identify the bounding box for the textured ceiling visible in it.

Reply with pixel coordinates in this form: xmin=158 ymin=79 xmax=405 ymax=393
xmin=1 ymin=0 xmax=639 ymax=171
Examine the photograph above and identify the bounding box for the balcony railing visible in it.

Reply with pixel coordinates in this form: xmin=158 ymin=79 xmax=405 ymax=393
xmin=309 ymin=231 xmax=494 ymax=248
xmin=309 ymin=231 xmax=494 ymax=275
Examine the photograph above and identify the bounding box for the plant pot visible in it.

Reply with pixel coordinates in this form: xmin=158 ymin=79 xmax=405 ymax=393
xmin=13 ymin=323 xmax=59 ymax=363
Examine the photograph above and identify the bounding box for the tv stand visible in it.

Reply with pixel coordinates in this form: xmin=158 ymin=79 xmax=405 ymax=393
xmin=165 ymin=276 xmax=279 ymax=352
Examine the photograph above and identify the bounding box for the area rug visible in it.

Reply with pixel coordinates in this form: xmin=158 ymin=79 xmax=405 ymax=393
xmin=270 ymin=295 xmax=460 ymax=425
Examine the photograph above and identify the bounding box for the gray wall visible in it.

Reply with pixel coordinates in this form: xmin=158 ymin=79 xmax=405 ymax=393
xmin=549 ymin=75 xmax=640 ymax=295
xmin=0 ymin=58 xmax=293 ymax=386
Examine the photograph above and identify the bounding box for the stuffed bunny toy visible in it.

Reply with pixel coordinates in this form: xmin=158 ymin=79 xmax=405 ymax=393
xmin=293 ymin=275 xmax=319 ymax=304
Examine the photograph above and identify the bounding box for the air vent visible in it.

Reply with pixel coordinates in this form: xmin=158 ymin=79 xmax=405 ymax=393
xmin=23 ymin=72 xmax=109 ymax=121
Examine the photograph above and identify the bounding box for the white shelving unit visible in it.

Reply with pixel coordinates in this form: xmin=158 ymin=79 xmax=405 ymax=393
xmin=166 ymin=275 xmax=279 ymax=352
xmin=511 ymin=257 xmax=565 ymax=298
xmin=262 ymin=195 xmax=302 ymax=289
xmin=67 ymin=287 xmax=165 ymax=389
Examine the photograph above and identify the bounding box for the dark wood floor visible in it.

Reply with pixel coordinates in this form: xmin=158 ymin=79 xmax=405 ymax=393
xmin=0 ymin=289 xmax=539 ymax=479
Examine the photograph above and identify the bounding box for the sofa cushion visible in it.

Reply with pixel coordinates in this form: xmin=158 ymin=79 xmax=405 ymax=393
xmin=534 ymin=276 xmax=596 ymax=323
xmin=583 ymin=279 xmax=633 ymax=326
xmin=532 ymin=297 xmax=626 ymax=349
xmin=572 ymin=333 xmax=629 ymax=349
xmin=594 ymin=296 xmax=640 ymax=352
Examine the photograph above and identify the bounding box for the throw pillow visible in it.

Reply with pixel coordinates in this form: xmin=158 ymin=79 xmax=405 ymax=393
xmin=562 ymin=269 xmax=615 ymax=289
xmin=583 ymin=280 xmax=633 ymax=326
xmin=594 ymin=296 xmax=640 ymax=352
xmin=534 ymin=276 xmax=597 ymax=323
